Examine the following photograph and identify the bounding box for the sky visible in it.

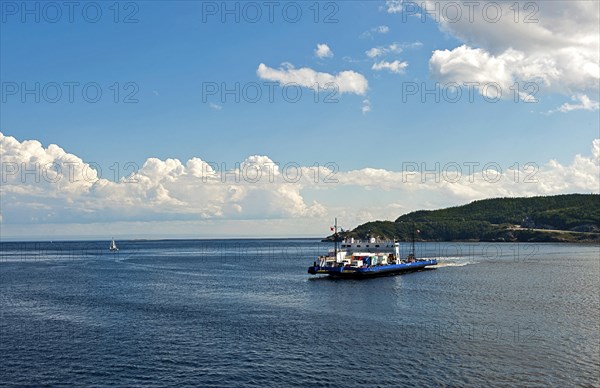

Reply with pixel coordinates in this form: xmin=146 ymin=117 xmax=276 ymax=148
xmin=1 ymin=0 xmax=599 ymax=240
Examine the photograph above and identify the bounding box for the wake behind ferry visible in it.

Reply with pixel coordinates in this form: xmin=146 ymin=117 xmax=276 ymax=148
xmin=308 ymin=219 xmax=437 ymax=278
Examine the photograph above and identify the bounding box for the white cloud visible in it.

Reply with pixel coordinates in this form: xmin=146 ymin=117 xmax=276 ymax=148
xmin=209 ymin=103 xmax=222 ymax=110
xmin=336 ymin=142 xmax=600 ymax=209
xmin=315 ymin=43 xmax=333 ymax=59
xmin=372 ymin=60 xmax=408 ymax=74
xmin=2 ymin=133 xmax=598 ymax=236
xmin=366 ymin=43 xmax=403 ymax=58
xmin=551 ymin=94 xmax=600 ymax=114
xmin=361 ymin=25 xmax=390 ymax=39
xmin=425 ymin=1 xmax=599 ymax=105
xmin=366 ymin=47 xmax=384 ymax=58
xmin=385 ymin=0 xmax=404 ymax=14
xmin=0 ymin=133 xmax=327 ymax=225
xmin=361 ymin=99 xmax=371 ymax=114
xmin=257 ymin=63 xmax=368 ymax=95
xmin=430 ymin=45 xmax=520 ymax=98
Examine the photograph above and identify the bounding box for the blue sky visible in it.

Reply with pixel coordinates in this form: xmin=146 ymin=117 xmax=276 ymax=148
xmin=1 ymin=1 xmax=599 ymax=239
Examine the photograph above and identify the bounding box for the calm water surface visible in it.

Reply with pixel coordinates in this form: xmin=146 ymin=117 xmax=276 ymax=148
xmin=1 ymin=240 xmax=598 ymax=386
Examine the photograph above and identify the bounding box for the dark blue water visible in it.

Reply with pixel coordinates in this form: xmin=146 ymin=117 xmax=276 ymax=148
xmin=1 ymin=240 xmax=598 ymax=386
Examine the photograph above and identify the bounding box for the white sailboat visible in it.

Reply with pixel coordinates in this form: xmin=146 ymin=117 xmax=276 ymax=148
xmin=109 ymin=238 xmax=118 ymax=252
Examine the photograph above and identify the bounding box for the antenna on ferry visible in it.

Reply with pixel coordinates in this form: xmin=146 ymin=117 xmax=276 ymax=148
xmin=410 ymin=221 xmax=416 ymax=259
xmin=333 ymin=217 xmax=338 ymax=260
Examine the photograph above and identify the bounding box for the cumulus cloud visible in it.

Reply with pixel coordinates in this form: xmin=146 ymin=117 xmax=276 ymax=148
xmin=315 ymin=43 xmax=333 ymax=59
xmin=340 ymin=140 xmax=600 ymax=200
xmin=366 ymin=43 xmax=403 ymax=58
xmin=257 ymin=63 xmax=368 ymax=95
xmin=361 ymin=99 xmax=372 ymax=114
xmin=430 ymin=45 xmax=526 ymax=98
xmin=549 ymin=94 xmax=600 ymax=114
xmin=372 ymin=60 xmax=408 ymax=74
xmin=423 ymin=1 xmax=600 ymax=105
xmin=377 ymin=25 xmax=390 ymax=34
xmin=0 ymin=133 xmax=326 ymax=225
xmin=2 ymin=133 xmax=598 ymax=233
xmin=384 ymin=0 xmax=404 ymax=14
xmin=366 ymin=47 xmax=384 ymax=59
xmin=361 ymin=25 xmax=390 ymax=39
xmin=336 ymin=140 xmax=599 ymax=209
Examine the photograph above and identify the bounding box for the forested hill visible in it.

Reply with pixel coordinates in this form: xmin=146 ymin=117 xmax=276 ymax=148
xmin=346 ymin=194 xmax=600 ymax=243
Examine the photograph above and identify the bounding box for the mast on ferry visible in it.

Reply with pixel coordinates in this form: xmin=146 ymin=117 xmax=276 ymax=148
xmin=409 ymin=221 xmax=416 ymax=260
xmin=333 ymin=217 xmax=338 ymax=261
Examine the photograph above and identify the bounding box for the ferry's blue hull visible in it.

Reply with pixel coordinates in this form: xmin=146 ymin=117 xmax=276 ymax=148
xmin=308 ymin=259 xmax=437 ymax=278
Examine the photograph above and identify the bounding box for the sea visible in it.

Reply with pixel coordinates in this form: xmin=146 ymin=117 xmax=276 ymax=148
xmin=0 ymin=239 xmax=598 ymax=387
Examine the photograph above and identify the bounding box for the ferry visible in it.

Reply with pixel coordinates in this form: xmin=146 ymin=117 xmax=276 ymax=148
xmin=308 ymin=219 xmax=437 ymax=278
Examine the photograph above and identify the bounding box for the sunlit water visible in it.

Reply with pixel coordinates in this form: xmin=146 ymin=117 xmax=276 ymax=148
xmin=1 ymin=240 xmax=598 ymax=386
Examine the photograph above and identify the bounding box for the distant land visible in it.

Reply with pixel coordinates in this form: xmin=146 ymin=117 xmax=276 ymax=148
xmin=338 ymin=194 xmax=600 ymax=243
